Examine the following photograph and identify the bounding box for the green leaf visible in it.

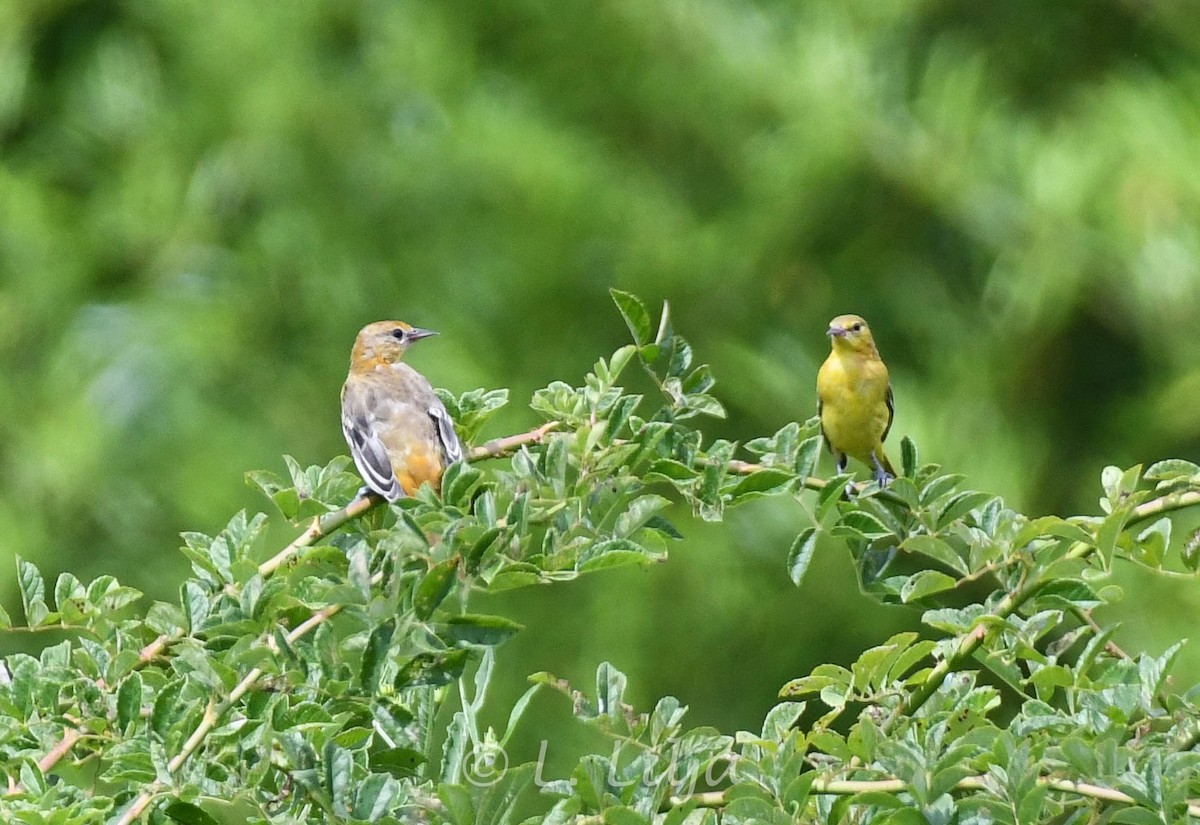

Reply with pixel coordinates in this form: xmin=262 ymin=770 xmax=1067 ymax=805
xmin=787 ymin=527 xmax=820 ymax=587
xmin=888 ymin=639 xmax=937 ymax=682
xmin=1094 ymin=508 xmax=1129 ymax=570
xmin=596 ymin=661 xmax=627 ymax=720
xmin=442 ymin=462 xmax=485 ymax=507
xmin=151 ymin=678 xmax=186 ymax=735
xmin=396 ymin=649 xmax=470 ymax=688
xmin=919 ymin=473 xmax=965 ymax=506
xmin=182 ymin=581 xmax=210 ymax=633
xmin=438 ymin=783 xmax=475 ymax=825
xmin=728 ymin=468 xmax=795 ymax=504
xmin=1101 ymin=465 xmax=1123 ymax=499
xmin=53 ymin=572 xmax=85 ymax=615
xmin=615 ymin=494 xmax=671 ymax=536
xmin=441 ymin=614 xmax=524 ymax=647
xmin=835 ymin=510 xmax=894 ymax=540
xmin=1183 ymin=526 xmax=1200 ymax=572
xmin=245 ymin=469 xmax=301 ymax=520
xmin=610 ymin=288 xmax=652 ymax=346
xmin=163 ymin=802 xmax=221 ymax=825
xmin=901 ymin=535 xmax=968 ymax=575
xmin=414 ymin=557 xmax=460 ymax=620
xmin=117 ymin=672 xmax=143 ymax=732
xmin=817 ymin=474 xmax=854 ymax=519
xmin=485 ymin=566 xmax=542 ymax=592
xmin=579 ymin=540 xmax=662 ymax=573
xmin=352 ymin=773 xmax=401 ymax=822
xmin=371 ymin=747 xmax=427 ymax=779
xmin=900 ymin=570 xmax=957 ymax=604
xmin=360 ymin=618 xmax=396 ymax=693
xmin=1145 ymin=458 xmax=1200 ymax=481
xmin=935 ymin=490 xmax=997 ymax=529
xmin=778 ymin=673 xmax=843 ymax=699
xmin=325 ymin=742 xmax=354 ymax=816
xmin=1134 ymin=517 xmax=1171 ymax=568
xmin=16 ymin=556 xmax=47 ymax=625
xmin=900 ymin=436 xmax=918 ymax=478
xmin=796 ymin=435 xmax=823 ymax=479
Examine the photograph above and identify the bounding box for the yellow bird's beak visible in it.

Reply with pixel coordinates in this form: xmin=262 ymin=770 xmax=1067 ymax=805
xmin=827 ymin=325 xmax=847 ymax=338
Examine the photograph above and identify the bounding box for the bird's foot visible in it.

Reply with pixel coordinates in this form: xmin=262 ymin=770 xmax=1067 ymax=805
xmin=870 ymin=454 xmax=894 ymax=488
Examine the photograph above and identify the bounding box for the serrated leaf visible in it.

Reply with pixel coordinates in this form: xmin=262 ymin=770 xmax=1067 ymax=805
xmin=414 ymin=558 xmax=460 ymax=620
xmin=395 ymin=649 xmax=470 ymax=688
xmin=935 ymin=491 xmax=997 ymax=529
xmin=900 ymin=570 xmax=957 ymax=604
xmin=441 ymin=614 xmax=524 ymax=647
xmin=16 ymin=556 xmax=46 ymax=624
xmin=900 ymin=437 xmax=917 ymax=478
xmin=901 ymin=535 xmax=968 ymax=575
xmin=371 ymin=747 xmax=427 ymax=779
xmin=1145 ymin=458 xmax=1200 ymax=481
xmin=163 ymin=802 xmax=221 ymax=825
xmin=117 ymin=672 xmax=144 ymax=732
xmin=352 ymin=773 xmax=401 ymax=821
xmin=796 ymin=435 xmax=823 ymax=479
xmin=817 ymin=474 xmax=854 ymax=519
xmin=919 ymin=473 xmax=965 ymax=506
xmin=596 ymin=661 xmax=627 ymax=720
xmin=837 ymin=510 xmax=894 ymax=539
xmin=1135 ymin=517 xmax=1171 ymax=568
xmin=728 ymin=469 xmax=795 ymax=504
xmin=615 ymin=494 xmax=671 ymax=537
xmin=610 ymin=288 xmax=652 ymax=346
xmin=1095 ymin=508 xmax=1129 ymax=570
xmin=787 ymin=527 xmax=820 ymax=587
xmin=360 ymin=618 xmax=396 ymax=693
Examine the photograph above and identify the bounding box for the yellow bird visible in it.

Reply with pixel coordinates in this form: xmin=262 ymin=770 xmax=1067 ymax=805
xmin=816 ymin=314 xmax=896 ymax=486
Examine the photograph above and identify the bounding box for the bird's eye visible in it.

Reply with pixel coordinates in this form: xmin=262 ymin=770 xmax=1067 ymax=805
xmin=851 ymin=323 xmax=863 ymax=332
xmin=391 ymin=329 xmax=406 ymax=340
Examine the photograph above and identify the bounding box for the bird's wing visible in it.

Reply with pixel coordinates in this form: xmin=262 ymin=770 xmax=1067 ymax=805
xmin=882 ymin=382 xmax=895 ymax=443
xmin=817 ymin=396 xmax=831 ymax=450
xmin=342 ymin=386 xmax=403 ymax=502
xmin=429 ymin=404 xmax=464 ymax=464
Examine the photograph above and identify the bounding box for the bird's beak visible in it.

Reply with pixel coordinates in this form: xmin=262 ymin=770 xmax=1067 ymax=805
xmin=827 ymin=325 xmax=847 ymax=338
xmin=408 ymin=327 xmax=438 ymax=341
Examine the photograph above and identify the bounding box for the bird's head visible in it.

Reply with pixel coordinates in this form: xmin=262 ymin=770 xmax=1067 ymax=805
xmin=826 ymin=314 xmax=877 ymax=355
xmin=351 ymin=320 xmax=438 ymax=367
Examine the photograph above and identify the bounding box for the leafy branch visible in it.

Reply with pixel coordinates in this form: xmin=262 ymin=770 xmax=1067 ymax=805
xmin=5 ymin=291 xmax=1200 ymax=824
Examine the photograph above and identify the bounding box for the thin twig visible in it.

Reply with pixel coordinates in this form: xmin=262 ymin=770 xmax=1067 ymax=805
xmin=467 ymin=421 xmax=558 ymax=462
xmin=116 ymin=603 xmax=344 ymax=824
xmin=671 ymin=773 xmax=1200 ymax=817
xmin=27 ymin=422 xmax=560 ymax=791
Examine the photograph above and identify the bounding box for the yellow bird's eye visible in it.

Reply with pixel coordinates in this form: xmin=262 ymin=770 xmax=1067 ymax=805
xmin=851 ymin=323 xmax=863 ymax=332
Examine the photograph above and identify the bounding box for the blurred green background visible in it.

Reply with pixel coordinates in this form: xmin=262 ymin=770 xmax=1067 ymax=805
xmin=4 ymin=0 xmax=1200 ymax=778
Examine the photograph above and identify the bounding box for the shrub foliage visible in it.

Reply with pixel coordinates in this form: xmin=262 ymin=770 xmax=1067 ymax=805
xmin=3 ymin=292 xmax=1200 ymax=824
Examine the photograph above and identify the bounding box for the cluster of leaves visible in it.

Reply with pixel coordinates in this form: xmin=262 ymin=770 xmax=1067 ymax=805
xmin=3 ymin=292 xmax=1200 ymax=824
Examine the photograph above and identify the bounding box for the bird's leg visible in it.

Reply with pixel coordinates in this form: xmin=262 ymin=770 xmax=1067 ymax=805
xmin=836 ymin=453 xmax=855 ymax=498
xmin=870 ymin=452 xmax=893 ymax=488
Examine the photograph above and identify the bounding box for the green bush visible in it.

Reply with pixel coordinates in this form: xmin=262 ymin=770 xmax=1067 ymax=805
xmin=3 ymin=293 xmax=1199 ymax=824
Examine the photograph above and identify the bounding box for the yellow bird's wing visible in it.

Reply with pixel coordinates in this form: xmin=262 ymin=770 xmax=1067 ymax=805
xmin=882 ymin=382 xmax=895 ymax=443
xmin=817 ymin=392 xmax=833 ymax=453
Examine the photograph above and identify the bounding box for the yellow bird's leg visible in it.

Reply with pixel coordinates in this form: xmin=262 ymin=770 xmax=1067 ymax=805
xmin=870 ymin=451 xmax=893 ymax=488
xmin=834 ymin=452 xmax=856 ymax=498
